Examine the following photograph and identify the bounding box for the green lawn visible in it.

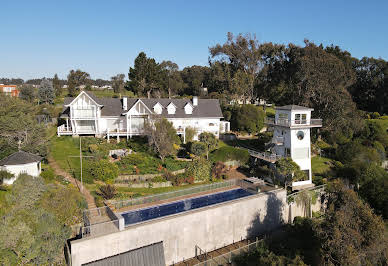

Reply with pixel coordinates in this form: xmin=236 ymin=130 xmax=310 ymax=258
xmin=311 ymin=156 xmax=333 ymax=175
xmin=49 ymin=136 xmax=82 ymax=177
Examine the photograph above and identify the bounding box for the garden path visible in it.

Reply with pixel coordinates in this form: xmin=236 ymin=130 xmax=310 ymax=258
xmin=48 ymin=156 xmax=97 ymax=211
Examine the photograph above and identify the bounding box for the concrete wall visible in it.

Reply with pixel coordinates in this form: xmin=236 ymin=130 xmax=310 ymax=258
xmin=71 ymin=189 xmax=287 ymax=266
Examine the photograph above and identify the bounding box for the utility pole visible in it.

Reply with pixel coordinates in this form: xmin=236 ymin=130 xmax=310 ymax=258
xmin=80 ymin=137 xmax=83 ymax=192
xmin=68 ymin=136 xmax=93 ymax=193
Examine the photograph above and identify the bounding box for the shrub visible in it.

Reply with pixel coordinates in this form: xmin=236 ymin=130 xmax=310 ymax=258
xmin=184 ymin=175 xmax=195 ymax=184
xmin=186 ymin=158 xmax=212 ymax=181
xmin=40 ymin=168 xmax=55 ymax=181
xmin=209 ymin=146 xmax=250 ymax=165
xmin=370 ymin=112 xmax=380 ymax=119
xmin=0 ymin=170 xmax=14 ymax=184
xmin=185 ymin=127 xmax=197 ymax=143
xmin=212 ymin=161 xmax=228 ymax=180
xmin=189 ymin=141 xmax=207 ymax=156
xmin=88 ymin=144 xmax=99 ymax=153
xmin=84 ymin=159 xmax=119 ymax=183
xmin=151 ymin=176 xmax=167 ymax=183
xmin=98 ymin=184 xmax=117 ymax=200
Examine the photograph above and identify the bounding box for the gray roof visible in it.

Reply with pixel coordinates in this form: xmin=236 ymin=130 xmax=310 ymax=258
xmin=0 ymin=151 xmax=42 ymax=166
xmin=62 ymin=93 xmax=223 ymax=118
xmin=275 ymin=105 xmax=314 ymax=111
xmin=83 ymin=242 xmax=165 ymax=266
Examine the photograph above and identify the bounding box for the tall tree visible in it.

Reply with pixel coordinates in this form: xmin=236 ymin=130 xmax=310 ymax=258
xmin=180 ymin=65 xmax=210 ymax=96
xmin=38 ymin=78 xmax=54 ymax=104
xmin=52 ymin=74 xmax=62 ymax=97
xmin=128 ymin=52 xmax=164 ymax=98
xmin=209 ymin=32 xmax=263 ymax=102
xmin=19 ymin=85 xmax=35 ymax=102
xmin=111 ymin=74 xmax=125 ymax=93
xmin=0 ymin=95 xmax=47 ymax=158
xmin=317 ymin=181 xmax=387 ymax=265
xmin=67 ymin=69 xmax=90 ymax=96
xmin=160 ymin=61 xmax=184 ymax=97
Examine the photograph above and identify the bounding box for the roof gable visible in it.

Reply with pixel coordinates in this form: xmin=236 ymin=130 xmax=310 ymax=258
xmin=65 ymin=91 xmax=103 ymax=107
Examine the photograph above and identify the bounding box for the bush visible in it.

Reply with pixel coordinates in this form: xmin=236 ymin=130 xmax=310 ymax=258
xmin=209 ymin=146 xmax=250 ymax=165
xmin=84 ymin=159 xmax=119 ymax=183
xmin=212 ymin=161 xmax=228 ymax=180
xmin=370 ymin=112 xmax=380 ymax=119
xmin=0 ymin=170 xmax=14 ymax=184
xmin=186 ymin=158 xmax=212 ymax=181
xmin=189 ymin=141 xmax=207 ymax=156
xmin=98 ymin=184 xmax=117 ymax=200
xmin=185 ymin=127 xmax=197 ymax=143
xmin=40 ymin=168 xmax=55 ymax=181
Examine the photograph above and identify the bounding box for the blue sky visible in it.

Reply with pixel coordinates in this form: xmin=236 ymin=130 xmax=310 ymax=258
xmin=1 ymin=0 xmax=387 ymax=80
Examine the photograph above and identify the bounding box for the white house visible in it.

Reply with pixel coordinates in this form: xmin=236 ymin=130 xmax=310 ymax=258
xmin=267 ymin=105 xmax=322 ymax=189
xmin=0 ymin=151 xmax=42 ymax=184
xmin=58 ymin=91 xmax=230 ymax=142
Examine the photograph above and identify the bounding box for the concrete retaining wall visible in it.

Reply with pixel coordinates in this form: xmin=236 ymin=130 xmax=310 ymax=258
xmin=71 ymin=189 xmax=287 ymax=266
xmin=116 ymin=169 xmax=185 ymax=183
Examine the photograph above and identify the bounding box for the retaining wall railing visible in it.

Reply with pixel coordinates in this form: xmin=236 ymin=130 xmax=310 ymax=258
xmin=110 ymin=179 xmax=238 ymax=210
xmin=193 ymin=238 xmax=263 ymax=266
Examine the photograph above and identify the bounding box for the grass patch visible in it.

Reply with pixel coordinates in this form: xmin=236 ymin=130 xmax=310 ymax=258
xmin=50 ymin=136 xmax=81 ymax=174
xmin=311 ymin=156 xmax=333 ymax=175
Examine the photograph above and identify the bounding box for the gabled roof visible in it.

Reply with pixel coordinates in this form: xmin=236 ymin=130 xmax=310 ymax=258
xmin=62 ymin=93 xmax=223 ymax=118
xmin=0 ymin=151 xmax=42 ymax=166
xmin=64 ymin=91 xmax=103 ymax=107
xmin=166 ymin=102 xmax=177 ymax=109
xmin=275 ymin=105 xmax=314 ymax=111
xmin=153 ymin=102 xmax=164 ymax=109
xmin=125 ymin=99 xmax=153 ymax=115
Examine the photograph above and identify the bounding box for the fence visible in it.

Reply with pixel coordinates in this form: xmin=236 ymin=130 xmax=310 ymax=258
xmin=82 ymin=206 xmax=120 ymax=238
xmin=193 ymin=238 xmax=263 ymax=266
xmin=111 ymin=179 xmax=238 ymax=210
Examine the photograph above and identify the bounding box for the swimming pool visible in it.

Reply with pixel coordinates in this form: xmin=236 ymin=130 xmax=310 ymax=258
xmin=120 ymin=188 xmax=252 ymax=226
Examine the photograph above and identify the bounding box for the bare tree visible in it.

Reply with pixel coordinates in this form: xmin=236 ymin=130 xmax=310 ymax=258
xmin=144 ymin=115 xmax=179 ymax=161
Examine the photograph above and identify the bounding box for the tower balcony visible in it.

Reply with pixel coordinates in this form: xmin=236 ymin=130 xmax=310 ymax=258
xmin=266 ymin=118 xmax=322 ymax=128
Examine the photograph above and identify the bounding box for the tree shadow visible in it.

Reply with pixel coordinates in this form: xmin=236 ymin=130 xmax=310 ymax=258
xmin=247 ymin=192 xmax=285 ymax=238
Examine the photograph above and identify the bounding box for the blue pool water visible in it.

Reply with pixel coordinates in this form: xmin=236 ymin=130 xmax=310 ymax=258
xmin=120 ymin=188 xmax=252 ymax=226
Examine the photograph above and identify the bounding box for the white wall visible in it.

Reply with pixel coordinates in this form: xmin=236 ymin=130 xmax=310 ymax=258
xmin=71 ymin=189 xmax=287 ymax=266
xmin=1 ymin=162 xmax=41 ymax=184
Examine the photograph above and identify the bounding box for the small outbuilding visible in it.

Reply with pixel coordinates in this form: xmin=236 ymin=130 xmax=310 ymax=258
xmin=0 ymin=151 xmax=43 ymax=184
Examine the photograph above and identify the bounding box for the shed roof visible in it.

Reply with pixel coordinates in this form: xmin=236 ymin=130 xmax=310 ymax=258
xmin=0 ymin=151 xmax=42 ymax=166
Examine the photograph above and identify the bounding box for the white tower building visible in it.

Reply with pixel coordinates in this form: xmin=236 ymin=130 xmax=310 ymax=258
xmin=267 ymin=105 xmax=322 ymax=188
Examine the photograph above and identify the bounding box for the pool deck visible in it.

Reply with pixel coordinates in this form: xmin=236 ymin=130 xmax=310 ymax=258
xmin=115 ymin=185 xmax=241 ymax=213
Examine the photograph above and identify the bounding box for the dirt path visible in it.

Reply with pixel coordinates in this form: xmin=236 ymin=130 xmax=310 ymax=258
xmin=48 ymin=156 xmax=97 ymax=210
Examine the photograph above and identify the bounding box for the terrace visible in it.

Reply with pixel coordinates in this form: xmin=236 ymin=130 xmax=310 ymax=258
xmin=266 ymin=117 xmax=322 ymax=128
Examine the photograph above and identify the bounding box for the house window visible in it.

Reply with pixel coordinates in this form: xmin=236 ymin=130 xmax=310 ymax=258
xmin=295 ymin=114 xmax=307 ymax=124
xmin=209 ymin=123 xmax=214 ymax=126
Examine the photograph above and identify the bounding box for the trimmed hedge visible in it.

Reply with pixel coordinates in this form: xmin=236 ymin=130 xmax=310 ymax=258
xmin=209 ymin=146 xmax=250 ymax=165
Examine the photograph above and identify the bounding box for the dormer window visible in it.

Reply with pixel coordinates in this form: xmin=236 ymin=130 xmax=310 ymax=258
xmin=153 ymin=102 xmax=163 ymax=115
xmin=184 ymin=103 xmax=193 ymax=114
xmin=167 ymin=102 xmax=176 ymax=114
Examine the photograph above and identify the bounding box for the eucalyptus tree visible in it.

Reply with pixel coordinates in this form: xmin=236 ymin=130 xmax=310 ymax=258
xmin=67 ymin=69 xmax=90 ymax=96
xmin=209 ymin=32 xmax=264 ymax=102
xmin=111 ymin=74 xmax=125 ymax=93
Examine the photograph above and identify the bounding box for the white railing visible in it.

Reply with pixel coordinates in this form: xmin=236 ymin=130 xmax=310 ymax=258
xmin=71 ymin=106 xmax=97 ymax=119
xmin=247 ymin=149 xmax=284 ymax=162
xmin=57 ymin=124 xmax=72 ymax=135
xmin=266 ymin=118 xmax=322 ymax=127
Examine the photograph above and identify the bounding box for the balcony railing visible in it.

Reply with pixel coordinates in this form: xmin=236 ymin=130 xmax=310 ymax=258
xmin=71 ymin=106 xmax=97 ymax=119
xmin=266 ymin=118 xmax=322 ymax=127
